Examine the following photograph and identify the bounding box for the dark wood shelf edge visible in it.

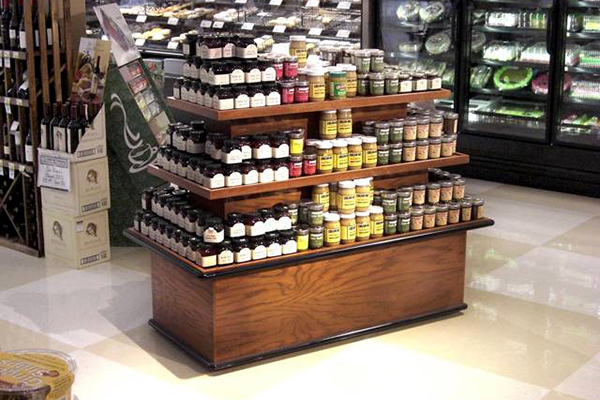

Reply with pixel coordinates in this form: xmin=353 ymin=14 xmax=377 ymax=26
xmin=124 ymin=218 xmax=494 ymax=279
xmin=0 ymin=236 xmax=42 ymax=257
xmin=166 ymin=90 xmax=451 ymax=121
xmin=146 ymin=153 xmax=471 ymax=200
xmin=149 ymin=302 xmax=467 ymax=371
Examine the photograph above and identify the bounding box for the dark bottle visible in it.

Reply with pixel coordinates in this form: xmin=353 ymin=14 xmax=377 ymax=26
xmin=24 ymin=128 xmax=32 ymax=163
xmin=9 ymin=0 xmax=20 ymax=50
xmin=56 ymin=103 xmax=69 ymax=153
xmin=17 ymin=79 xmax=28 ymax=99
xmin=78 ymin=101 xmax=88 ymax=140
xmin=66 ymin=103 xmax=79 ymax=154
xmin=32 ymin=0 xmax=38 ymax=48
xmin=40 ymin=102 xmax=52 ymax=149
xmin=49 ymin=102 xmax=61 ymax=151
xmin=17 ymin=0 xmax=25 ymax=50
xmin=90 ymin=56 xmax=101 ymax=97
xmin=1 ymin=0 xmax=11 ymax=51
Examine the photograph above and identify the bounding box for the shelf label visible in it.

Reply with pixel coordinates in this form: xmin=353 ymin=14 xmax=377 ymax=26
xmin=135 ymin=38 xmax=146 ymax=46
xmin=336 ymin=29 xmax=351 ymax=38
xmin=4 ymin=102 xmax=10 ymax=115
xmin=205 ymin=0 xmax=215 ymax=2
xmin=18 ymin=164 xmax=25 ymax=173
xmin=306 ymin=0 xmax=319 ymax=7
xmin=0 ymin=160 xmax=3 ymax=176
xmin=337 ymin=1 xmax=351 ymax=9
xmin=3 ymin=57 xmax=10 ymax=68
xmin=273 ymin=25 xmax=286 ymax=33
xmin=269 ymin=0 xmax=283 ymax=5
xmin=37 ymin=152 xmax=71 ymax=191
xmin=8 ymin=163 xmax=14 ymax=180
xmin=308 ymin=27 xmax=323 ymax=36
xmin=212 ymin=21 xmax=224 ymax=29
xmin=200 ymin=20 xmax=212 ymax=28
xmin=241 ymin=22 xmax=254 ymax=30
xmin=15 ymin=98 xmax=23 ymax=106
xmin=136 ymin=14 xmax=147 ymax=23
xmin=235 ymin=0 xmax=247 ymax=3
xmin=0 ymin=57 xmax=3 ymax=68
xmin=167 ymin=17 xmax=179 ymax=25
xmin=167 ymin=41 xmax=179 ymax=50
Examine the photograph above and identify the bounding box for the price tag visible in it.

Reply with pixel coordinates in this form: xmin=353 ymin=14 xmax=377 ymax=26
xmin=10 ymin=121 xmax=19 ymax=132
xmin=37 ymin=152 xmax=71 ymax=191
xmin=273 ymin=25 xmax=286 ymax=33
xmin=205 ymin=0 xmax=215 ymax=2
xmin=308 ymin=28 xmax=323 ymax=36
xmin=235 ymin=0 xmax=247 ymax=4
xmin=5 ymin=103 xmax=11 ymax=115
xmin=337 ymin=1 xmax=351 ymax=9
xmin=167 ymin=41 xmax=179 ymax=50
xmin=4 ymin=57 xmax=10 ymax=68
xmin=136 ymin=14 xmax=147 ymax=22
xmin=135 ymin=38 xmax=146 ymax=46
xmin=101 ymin=35 xmax=108 ymax=41
xmin=0 ymin=160 xmax=3 ymax=176
xmin=8 ymin=163 xmax=14 ymax=180
xmin=336 ymin=29 xmax=351 ymax=38
xmin=167 ymin=17 xmax=179 ymax=25
xmin=18 ymin=164 xmax=25 ymax=172
xmin=241 ymin=22 xmax=254 ymax=30
xmin=0 ymin=57 xmax=3 ymax=68
xmin=200 ymin=20 xmax=212 ymax=28
xmin=269 ymin=0 xmax=283 ymax=5
xmin=306 ymin=0 xmax=319 ymax=7
xmin=213 ymin=21 xmax=224 ymax=29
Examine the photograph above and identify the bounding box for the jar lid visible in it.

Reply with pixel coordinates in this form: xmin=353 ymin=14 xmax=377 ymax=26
xmin=448 ymin=201 xmax=461 ymax=209
xmin=330 ymin=182 xmax=338 ymax=189
xmin=384 ymin=213 xmax=397 ymax=219
xmin=385 ymin=71 xmax=399 ymax=78
xmin=417 ymin=117 xmax=431 ymax=123
xmin=444 ymin=112 xmax=459 ymax=120
xmin=317 ymin=141 xmax=333 ymax=149
xmin=305 ymin=138 xmax=320 ymax=146
xmin=285 ymin=55 xmax=298 ymax=62
xmin=411 ymin=208 xmax=424 ymax=216
xmin=330 ymin=70 xmax=346 ymax=78
xmin=429 ymin=138 xmax=442 ymax=144
xmin=442 ymin=135 xmax=454 ymax=142
xmin=324 ymin=212 xmax=340 ymax=222
xmin=340 ymin=213 xmax=356 ymax=219
xmin=417 ymin=139 xmax=430 ymax=145
xmin=369 ymin=72 xmax=385 ymax=79
xmin=307 ymin=68 xmax=325 ymax=76
xmin=426 ymin=182 xmax=441 ymax=189
xmin=333 ymin=139 xmax=348 ymax=147
xmin=397 ymin=190 xmax=411 ymax=197
xmin=354 ymin=178 xmax=369 ymax=186
xmin=371 ymin=49 xmax=385 ymax=56
xmin=315 ymin=183 xmax=329 ymax=188
xmin=290 ymin=35 xmax=306 ymax=41
xmin=304 ymin=153 xmax=317 ymax=159
xmin=358 ymin=73 xmax=370 ymax=78
xmin=374 ymin=121 xmax=390 ymax=128
xmin=461 ymin=200 xmax=472 ymax=207
xmin=295 ymin=224 xmax=310 ymax=234
xmin=369 ymin=205 xmax=384 ymax=214
xmin=322 ymin=110 xmax=337 ymax=116
xmin=346 ymin=137 xmax=362 ymax=146
xmin=404 ymin=119 xmax=417 ymax=125
xmin=309 ymin=203 xmax=325 ymax=210
xmin=381 ymin=190 xmax=397 ymax=198
xmin=355 ymin=211 xmax=370 ymax=217
xmin=390 ymin=142 xmax=403 ymax=148
xmin=354 ymin=49 xmax=371 ymax=57
xmin=404 ymin=140 xmax=417 ymax=147
xmin=341 ymin=64 xmax=357 ymax=72
xmin=279 ymin=80 xmax=295 ymax=88
xmin=361 ymin=136 xmax=377 ymax=144
xmin=431 ymin=116 xmax=443 ymax=123
xmin=295 ymin=80 xmax=309 ymax=87
xmin=390 ymin=120 xmax=404 ymax=126
xmin=436 ymin=204 xmax=449 ymax=211
xmin=400 ymin=185 xmax=414 ymax=191
xmin=378 ymin=144 xmax=389 ymax=149
xmin=310 ymin=225 xmax=324 ymax=232
xmin=339 ymin=180 xmax=356 ymax=189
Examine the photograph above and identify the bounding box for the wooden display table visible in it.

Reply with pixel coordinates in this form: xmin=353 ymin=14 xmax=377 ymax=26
xmin=130 ymin=90 xmax=494 ymax=370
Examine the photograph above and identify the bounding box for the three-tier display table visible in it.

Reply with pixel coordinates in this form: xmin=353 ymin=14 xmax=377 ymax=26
xmin=125 ymin=89 xmax=494 ymax=370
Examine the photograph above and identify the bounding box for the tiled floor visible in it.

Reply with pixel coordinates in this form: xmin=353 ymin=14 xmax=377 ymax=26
xmin=1 ymin=179 xmax=599 ymax=400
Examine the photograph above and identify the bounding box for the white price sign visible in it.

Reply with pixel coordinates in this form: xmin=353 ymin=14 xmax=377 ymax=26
xmin=273 ymin=25 xmax=286 ymax=33
xmin=205 ymin=0 xmax=215 ymax=2
xmin=37 ymin=152 xmax=71 ymax=191
xmin=8 ymin=163 xmax=14 ymax=180
xmin=135 ymin=38 xmax=146 ymax=46
xmin=212 ymin=21 xmax=224 ymax=29
xmin=337 ymin=1 xmax=351 ymax=9
xmin=167 ymin=41 xmax=179 ymax=50
xmin=136 ymin=15 xmax=147 ymax=22
xmin=336 ymin=29 xmax=351 ymax=38
xmin=167 ymin=17 xmax=179 ymax=25
xmin=308 ymin=28 xmax=323 ymax=36
xmin=235 ymin=0 xmax=247 ymax=3
xmin=0 ymin=160 xmax=3 ymax=176
xmin=3 ymin=57 xmax=10 ymax=68
xmin=306 ymin=0 xmax=319 ymax=7
xmin=241 ymin=22 xmax=254 ymax=30
xmin=200 ymin=20 xmax=212 ymax=28
xmin=269 ymin=0 xmax=283 ymax=5
xmin=15 ymin=98 xmax=23 ymax=106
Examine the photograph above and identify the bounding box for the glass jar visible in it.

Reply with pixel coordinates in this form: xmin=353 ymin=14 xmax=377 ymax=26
xmin=264 ymin=83 xmax=281 ymax=106
xmin=423 ymin=205 xmax=436 ymax=229
xmin=316 ymin=141 xmax=334 ymax=174
xmin=332 ymin=139 xmax=349 ymax=172
xmin=428 ymin=74 xmax=442 ymax=90
xmin=390 ymin=120 xmax=404 ymax=143
xmin=404 ymin=119 xmax=417 ymax=141
xmin=429 ymin=116 xmax=443 ymax=138
xmin=389 ymin=143 xmax=403 ymax=164
xmin=444 ymin=112 xmax=459 ymax=135
xmin=243 ymin=60 xmax=261 ymax=83
xmin=239 ymin=160 xmax=257 ymax=185
xmin=280 ymin=80 xmax=295 ymax=104
xmin=289 ymin=35 xmax=307 ymax=68
xmin=288 ymin=155 xmax=303 ymax=177
xmin=369 ymin=72 xmax=385 ymax=95
xmin=370 ymin=49 xmax=385 ymax=72
xmin=298 ymin=200 xmax=313 ymax=224
xmin=410 ymin=208 xmax=424 ymax=231
xmin=320 ymin=110 xmax=338 ymax=140
xmin=375 ymin=121 xmax=390 ymax=144
xmin=435 ymin=204 xmax=449 ymax=226
xmin=249 ymin=236 xmax=267 ymax=260
xmin=437 ymin=180 xmax=452 ymax=203
xmin=340 ymin=213 xmax=357 ymax=244
xmin=417 ymin=139 xmax=429 ymax=160
xmin=355 ymin=211 xmax=371 ymax=241
xmin=265 ymin=232 xmax=282 ymax=258
xmin=252 ymin=134 xmax=272 ymax=160
xmin=385 ymin=71 xmax=399 ymax=94
xmin=295 ymin=225 xmax=309 ymax=251
xmin=259 ymin=57 xmax=277 ymax=82
xmin=312 ymin=183 xmax=330 ymax=212
xmin=403 ymin=140 xmax=416 ymax=162
xmin=295 ymin=80 xmax=309 ymax=102
xmin=384 ymin=212 xmax=398 ymax=236
xmin=461 ymin=200 xmax=473 ymax=222
xmin=285 ymin=129 xmax=304 ymax=155
xmin=173 ymin=77 xmax=183 ymax=99
xmin=329 ymin=70 xmax=347 ymax=100
xmin=249 ymin=84 xmax=266 ymax=108
xmin=337 ymin=108 xmax=353 ymax=138
xmin=427 ymin=182 xmax=441 ymax=204
xmin=309 ymin=203 xmax=325 ymax=226
xmin=217 ymin=239 xmax=234 ymax=265
xmin=357 ymin=73 xmax=369 ymax=96
xmin=203 ymin=163 xmax=225 ymax=189
xmin=369 ymin=206 xmax=384 ymax=238
xmin=271 ymin=133 xmax=290 ymax=159
xmin=226 ymin=212 xmax=245 ymax=238
xmin=453 ymin=178 xmax=466 ymax=201
xmin=308 ymin=69 xmax=326 ymax=102
xmin=362 ymin=136 xmax=378 ymax=168
xmin=354 ymin=179 xmax=371 ymax=212
xmin=284 ymin=56 xmax=299 ymax=79
xmin=373 ymin=190 xmax=382 ymax=207
xmin=204 ymin=217 xmax=225 ymax=244
xmin=280 ymin=229 xmax=297 ymax=254
xmin=347 ymin=138 xmax=363 ymax=170
xmin=342 ymin=64 xmax=357 ymax=98
xmin=197 ymin=243 xmax=217 ymax=268
xmin=222 ymin=139 xmax=243 ymax=165
xmin=448 ymin=202 xmax=460 ymax=224
xmin=413 ymin=184 xmax=426 ymax=206
xmin=381 ymin=191 xmax=397 ymax=214
xmin=244 ymin=212 xmax=265 ymax=237
xmin=395 ymin=190 xmax=411 ymax=212
xmin=354 ymin=49 xmax=371 ymax=74
xmin=397 ymin=211 xmax=411 ymax=233
xmin=337 ymin=180 xmax=356 ymax=214
xmin=259 ymin=208 xmax=277 ymax=233
xmin=377 ymin=144 xmax=390 ymax=166
xmin=399 ymin=74 xmax=412 ymax=93
xmin=428 ymin=138 xmax=441 ymax=159
xmin=413 ymin=74 xmax=428 ymax=91
xmin=232 ymin=237 xmax=251 ymax=263
xmin=303 ymin=153 xmax=317 ymax=175
xmin=304 ymin=139 xmax=319 ymax=155
xmin=304 ymin=225 xmax=324 ymax=251
xmin=324 ymin=213 xmax=341 ymax=247
xmin=417 ymin=118 xmax=430 ymax=140
xmin=440 ymin=135 xmax=453 ymax=157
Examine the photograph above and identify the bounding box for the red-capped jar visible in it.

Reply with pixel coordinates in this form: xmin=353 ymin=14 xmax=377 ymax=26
xmin=272 ymin=55 xmax=284 ymax=81
xmin=289 ymin=155 xmax=303 ymax=177
xmin=295 ymin=80 xmax=309 ymax=103
xmin=280 ymin=81 xmax=295 ymax=104
xmin=303 ymin=153 xmax=317 ymax=175
xmin=284 ymin=56 xmax=298 ymax=79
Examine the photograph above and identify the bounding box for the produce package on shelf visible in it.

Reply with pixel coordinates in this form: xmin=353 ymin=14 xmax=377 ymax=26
xmin=566 ymin=44 xmax=582 ymax=67
xmin=395 ymin=1 xmax=446 ymax=23
xmin=131 ymin=25 xmax=172 ymax=42
xmin=532 ymin=72 xmax=571 ymax=95
xmin=570 ymin=77 xmax=600 ymax=99
xmin=519 ymin=42 xmax=550 ymax=64
xmin=579 ymin=44 xmax=600 ymax=68
xmin=493 ymin=67 xmax=534 ymax=91
xmin=470 ymin=65 xmax=493 ymax=89
xmin=398 ymin=40 xmax=423 ymax=56
xmin=485 ymin=9 xmax=547 ymax=29
xmin=482 ymin=40 xmax=522 ymax=62
xmin=583 ymin=15 xmax=600 ymax=32
xmin=425 ymin=30 xmax=452 ymax=55
xmin=568 ymin=13 xmax=583 ymax=32
xmin=562 ymin=113 xmax=600 ymax=127
xmin=471 ymin=31 xmax=487 ymax=53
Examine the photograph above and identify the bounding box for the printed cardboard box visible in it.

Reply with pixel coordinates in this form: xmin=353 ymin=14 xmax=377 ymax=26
xmin=41 ymin=156 xmax=110 ymax=216
xmin=43 ymin=209 xmax=111 ymax=269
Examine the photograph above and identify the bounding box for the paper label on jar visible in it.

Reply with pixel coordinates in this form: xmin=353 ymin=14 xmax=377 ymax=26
xmin=196 ymin=225 xmax=205 ymax=237
xmin=266 ymin=91 xmax=281 ymax=106
xmin=180 ymin=86 xmax=189 ymax=101
xmin=230 ymin=69 xmax=245 ymax=84
xmin=417 ymin=146 xmax=429 ymax=160
xmin=235 ymin=248 xmax=252 ymax=263
xmin=134 ymin=219 xmax=141 ymax=232
xmin=416 ymin=79 xmax=428 ymax=91
xmin=204 ymin=46 xmax=223 ymax=60
xmin=210 ymin=72 xmax=231 ymax=86
xmin=253 ymin=144 xmax=272 ymax=159
xmin=317 ymin=154 xmax=333 ymax=171
xmin=283 ymin=240 xmax=297 ymax=254
xmin=246 ymin=221 xmax=265 ymax=237
xmin=400 ymin=80 xmax=413 ymax=93
xmin=177 ymin=163 xmax=187 ymax=177
xmin=325 ymin=227 xmax=341 ymax=244
xmin=177 ymin=214 xmax=187 ymax=229
xmin=141 ymin=223 xmax=150 ymax=236
xmin=205 ymin=173 xmax=225 ymax=189
xmin=430 ymin=77 xmax=442 ymax=90
xmin=259 ymin=168 xmax=274 ymax=183
xmin=275 ymin=166 xmax=289 ymax=181
xmin=214 ymin=97 xmax=234 ymax=111
xmin=251 ymin=93 xmax=266 ymax=108
xmin=186 ymin=167 xmax=196 ymax=181
xmin=338 ymin=119 xmax=352 ymax=135
xmin=177 ymin=242 xmax=187 ymax=256
xmin=235 ymin=94 xmax=250 ymax=109
xmin=297 ymin=235 xmax=309 ymax=250
xmin=227 ymin=222 xmax=246 ymax=238
xmin=218 ymin=250 xmax=234 ymax=265
xmin=204 ymin=91 xmax=212 ymax=107
xmin=245 ymin=68 xmax=261 ymax=83
xmin=264 ymin=217 xmax=277 ymax=233
xmin=261 ymin=67 xmax=276 ymax=82
xmin=237 ymin=44 xmax=258 ymax=59
xmin=241 ymin=145 xmax=252 ymax=160
xmin=252 ymin=245 xmax=267 ymax=260
xmin=267 ymin=243 xmax=282 ymax=258
xmin=200 ymin=68 xmax=209 ymax=84
xmin=168 ymin=160 xmax=178 ymax=174
xmin=310 ymin=82 xmax=325 ymax=99
xmin=272 ymin=143 xmax=290 ymax=159
xmin=190 ymin=64 xmax=199 ymax=80
xmin=370 ymin=220 xmax=384 ymax=236
xmin=225 ymin=171 xmax=243 ymax=187
xmin=204 ymin=227 xmax=224 ymax=243
xmin=195 ymin=168 xmax=205 ymax=184
xmin=223 ymin=149 xmax=243 ymax=164
xmin=341 ymin=224 xmax=356 ymax=241
xmin=155 ymin=233 xmax=163 ymax=245
xmin=173 ymin=87 xmax=181 ymax=99
xmin=221 ymin=42 xmax=234 ymax=57
xmin=277 ymin=216 xmax=292 ymax=231
xmin=197 ymin=92 xmax=205 ymax=106
xmin=149 ymin=227 xmax=157 ymax=241
xmin=183 ymin=63 xmax=191 ymax=78
xmin=243 ymin=169 xmax=259 ymax=185
xmin=186 ymin=141 xmax=204 ymax=155
xmin=187 ymin=89 xmax=196 ymax=103
xmin=185 ymin=220 xmax=196 ymax=233
xmin=186 ymin=247 xmax=196 ymax=262
xmin=200 ymin=254 xmax=217 ymax=267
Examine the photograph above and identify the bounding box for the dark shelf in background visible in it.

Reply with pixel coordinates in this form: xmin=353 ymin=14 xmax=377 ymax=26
xmin=473 ymin=58 xmax=550 ymax=69
xmin=470 ymin=87 xmax=547 ymax=102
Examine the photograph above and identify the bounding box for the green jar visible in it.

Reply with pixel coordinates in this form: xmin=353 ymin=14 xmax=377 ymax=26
xmin=390 ymin=143 xmax=402 ymax=164
xmin=355 ymin=50 xmax=372 ymax=74
xmin=385 ymin=71 xmax=399 ymax=94
xmin=309 ymin=225 xmax=324 ymax=249
xmin=357 ymin=73 xmax=369 ymax=96
xmin=390 ymin=120 xmax=404 ymax=143
xmin=381 ymin=191 xmax=397 ymax=214
xmin=329 ymin=70 xmax=347 ymax=100
xmin=396 ymin=190 xmax=412 ymax=211
xmin=377 ymin=144 xmax=390 ymax=165
xmin=398 ymin=212 xmax=411 ymax=233
xmin=369 ymin=72 xmax=385 ymax=96
xmin=308 ymin=203 xmax=324 ymax=227
xmin=298 ymin=200 xmax=314 ymax=224
xmin=384 ymin=213 xmax=398 ymax=235
xmin=370 ymin=49 xmax=385 ymax=72
xmin=373 ymin=190 xmax=382 ymax=206
xmin=374 ymin=121 xmax=390 ymax=144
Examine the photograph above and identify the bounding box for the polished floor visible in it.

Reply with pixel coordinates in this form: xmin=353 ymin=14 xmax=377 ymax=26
xmin=1 ymin=179 xmax=600 ymax=400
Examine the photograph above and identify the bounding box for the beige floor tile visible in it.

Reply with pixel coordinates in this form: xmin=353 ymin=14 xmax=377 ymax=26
xmin=0 ymin=319 xmax=76 ymax=354
xmin=376 ymin=288 xmax=600 ymax=389
xmin=542 ymin=392 xmax=587 ymax=400
xmin=544 ymin=216 xmax=600 ymax=259
xmin=109 ymin=247 xmax=151 ymax=274
xmin=0 ymin=249 xmax=68 ymax=291
xmin=465 ymin=178 xmax=506 ymax=195
xmin=555 ymin=352 xmax=600 ymax=400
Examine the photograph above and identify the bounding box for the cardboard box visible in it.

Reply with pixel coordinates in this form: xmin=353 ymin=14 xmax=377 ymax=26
xmin=43 ymin=209 xmax=111 ymax=269
xmin=41 ymin=156 xmax=111 ymax=216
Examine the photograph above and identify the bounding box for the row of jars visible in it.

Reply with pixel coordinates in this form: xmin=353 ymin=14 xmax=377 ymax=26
xmin=183 ymin=33 xmax=258 ymax=60
xmin=360 ymin=114 xmax=455 ymax=144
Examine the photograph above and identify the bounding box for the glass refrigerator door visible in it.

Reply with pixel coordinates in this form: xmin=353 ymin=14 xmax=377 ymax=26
xmin=463 ymin=0 xmax=555 ymax=141
xmin=555 ymin=0 xmax=600 ymax=149
xmin=378 ymin=1 xmax=458 ymax=110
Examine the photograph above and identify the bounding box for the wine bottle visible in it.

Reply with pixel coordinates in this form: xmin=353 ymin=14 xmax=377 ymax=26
xmin=17 ymin=79 xmax=28 ymax=99
xmin=90 ymin=56 xmax=101 ymax=96
xmin=17 ymin=0 xmax=25 ymax=50
xmin=40 ymin=102 xmax=52 ymax=149
xmin=45 ymin=8 xmax=51 ymax=46
xmin=78 ymin=101 xmax=88 ymax=140
xmin=0 ymin=0 xmax=10 ymax=51
xmin=9 ymin=0 xmax=19 ymax=51
xmin=24 ymin=128 xmax=32 ymax=163
xmin=66 ymin=102 xmax=79 ymax=154
xmin=32 ymin=0 xmax=38 ymax=48
xmin=2 ymin=124 xmax=9 ymax=158
xmin=56 ymin=103 xmax=69 ymax=153
xmin=49 ymin=102 xmax=61 ymax=151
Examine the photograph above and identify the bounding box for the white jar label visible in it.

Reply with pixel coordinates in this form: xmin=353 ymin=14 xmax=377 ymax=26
xmin=186 ymin=167 xmax=195 ymax=181
xmin=204 ymin=46 xmax=223 ymax=59
xmin=210 ymin=72 xmax=230 ymax=86
xmin=177 ymin=163 xmax=187 ymax=177
xmin=223 ymin=43 xmax=235 ymax=58
xmin=251 ymin=93 xmax=266 ymax=108
xmin=213 ymin=148 xmax=222 ymax=161
xmin=230 ymin=69 xmax=245 ymax=84
xmin=190 ymin=65 xmax=199 ymax=80
xmin=197 ymin=92 xmax=205 ymax=106
xmin=185 ymin=220 xmax=195 ymax=233
xmin=400 ymin=81 xmax=412 ymax=93
xmin=200 ymin=68 xmax=209 ymax=84
xmin=237 ymin=44 xmax=258 ymax=59
xmin=183 ymin=63 xmax=191 ymax=78
xmin=253 ymin=144 xmax=271 ymax=159
xmin=214 ymin=97 xmax=234 ymax=110
xmin=204 ymin=92 xmax=212 ymax=106
xmin=188 ymin=90 xmax=197 ymax=104
xmin=173 ymin=87 xmax=180 ymax=99
xmin=241 ymin=145 xmax=252 ymax=160
xmin=235 ymin=248 xmax=252 ymax=263
xmin=430 ymin=78 xmax=442 ymax=90
xmin=186 ymin=141 xmax=204 ymax=154
xmin=205 ymin=173 xmax=225 ymax=189
xmin=186 ymin=247 xmax=196 ymax=262
xmin=252 ymin=245 xmax=267 ymax=260
xmin=225 ymin=171 xmax=243 ymax=187
xmin=149 ymin=228 xmax=156 ymax=241
xmin=218 ymin=250 xmax=234 ymax=265
xmin=272 ymin=143 xmax=290 ymax=159
xmin=246 ymin=222 xmax=265 ymax=237
xmin=141 ymin=223 xmax=150 ymax=236
xmin=261 ymin=67 xmax=276 ymax=82
xmin=194 ymin=169 xmax=204 ymax=184
xmin=222 ymin=149 xmax=243 ymax=164
xmin=200 ymin=254 xmax=217 ymax=268
xmin=134 ymin=220 xmax=141 ymax=232
xmin=168 ymin=160 xmax=178 ymax=173
xmin=204 ymin=227 xmax=224 ymax=243
xmin=245 ymin=68 xmax=261 ymax=83
xmin=205 ymin=140 xmax=213 ymax=156
xmin=283 ymin=240 xmax=297 ymax=255
xmin=235 ymin=94 xmax=250 ymax=109
xmin=416 ymin=79 xmax=428 ymax=91
xmin=243 ymin=170 xmax=259 ymax=185
xmin=227 ymin=222 xmax=246 ymax=238
xmin=181 ymin=87 xmax=189 ymax=101
xmin=196 ymin=225 xmax=205 ymax=237
xmin=177 ymin=243 xmax=186 ymax=256
xmin=267 ymin=243 xmax=282 ymax=258
xmin=183 ymin=43 xmax=190 ymax=55
xmin=277 ymin=216 xmax=292 ymax=231
xmin=177 ymin=214 xmax=186 ymax=229
xmin=274 ymin=167 xmax=289 ymax=181
xmin=155 ymin=206 xmax=163 ymax=218
xmin=259 ymin=168 xmax=274 ymax=183
xmin=156 ymin=234 xmax=163 ymax=246
xmin=266 ymin=91 xmax=281 ymax=106
xmin=264 ymin=217 xmax=277 ymax=233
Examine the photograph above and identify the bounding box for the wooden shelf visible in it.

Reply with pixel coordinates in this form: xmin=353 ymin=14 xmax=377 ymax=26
xmin=0 ymin=158 xmax=34 ymax=174
xmin=147 ymin=153 xmax=470 ymax=200
xmin=0 ymin=97 xmax=29 ymax=107
xmin=125 ymin=217 xmax=495 ymax=278
xmin=166 ymin=89 xmax=451 ymax=121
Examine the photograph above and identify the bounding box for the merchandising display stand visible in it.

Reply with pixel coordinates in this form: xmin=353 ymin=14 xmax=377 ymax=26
xmin=124 ymin=89 xmax=495 ymax=370
xmin=0 ymin=0 xmax=71 ymax=256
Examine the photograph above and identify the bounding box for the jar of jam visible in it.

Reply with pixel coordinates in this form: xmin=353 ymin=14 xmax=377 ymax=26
xmin=295 ymin=225 xmax=309 ymax=251
xmin=265 ymin=232 xmax=282 ymax=258
xmin=403 ymin=140 xmax=417 ymax=162
xmin=257 ymin=159 xmax=275 ymax=183
xmin=453 ymin=178 xmax=466 ymax=201
xmin=226 ymin=212 xmax=245 ymax=238
xmin=280 ymin=81 xmax=295 ymax=104
xmin=248 ymin=236 xmax=266 ymax=260
xmin=222 ymin=139 xmax=243 ymax=165
xmin=185 ymin=209 xmax=199 ymax=233
xmin=244 ymin=60 xmax=261 ymax=83
xmin=249 ymin=84 xmax=266 ymax=107
xmin=413 ymin=184 xmax=426 ymax=206
xmin=241 ymin=160 xmax=259 ymax=185
xmin=316 ymin=141 xmax=334 ymax=174
xmin=428 ymin=74 xmax=442 ymax=90
xmin=271 ymin=133 xmax=290 ymax=159
xmin=204 ymin=217 xmax=225 ymax=244
xmin=441 ymin=135 xmax=454 ymax=157
xmin=461 ymin=200 xmax=473 ymax=222
xmin=404 ymin=119 xmax=417 ymax=141
xmin=173 ymin=77 xmax=183 ymax=99
xmin=252 ymin=134 xmax=272 ymax=159
xmin=236 ymin=34 xmax=258 ymax=59
xmin=257 ymin=208 xmax=276 ymax=233
xmin=332 ymin=140 xmax=349 ymax=172
xmin=295 ymin=80 xmax=309 ymax=102
xmin=427 ymin=182 xmax=441 ymax=204
xmin=272 ymin=205 xmax=292 ymax=231
xmin=413 ymin=74 xmax=428 ymax=92
xmin=284 ymin=56 xmax=298 ymax=79
xmin=309 ymin=225 xmax=324 ymax=249
xmin=187 ymin=236 xmax=200 ymax=262
xmin=209 ymin=61 xmax=231 ymax=86
xmin=289 ymin=155 xmax=303 ymax=177
xmin=428 ymin=138 xmax=441 ymax=159
xmin=203 ymin=163 xmax=225 ymax=189
xmin=197 ymin=243 xmax=218 ymax=268
xmin=288 ymin=129 xmax=304 ymax=155
xmin=213 ymin=85 xmax=234 ymax=110
xmin=423 ymin=205 xmax=436 ymax=229
xmin=303 ymin=153 xmax=317 ymax=175
xmin=362 ymin=136 xmax=378 ymax=168
xmin=273 ymin=159 xmax=290 ymax=181
xmin=435 ymin=204 xmax=449 ymax=226
xmin=312 ymin=183 xmax=330 ymax=212
xmin=272 ymin=55 xmax=284 ymax=80
xmin=444 ymin=112 xmax=459 ymax=135
xmin=320 ymin=110 xmax=338 ymax=140
xmin=233 ymin=237 xmax=251 ymax=263
xmin=264 ymin=83 xmax=281 ymax=106
xmin=237 ymin=135 xmax=252 ymax=160
xmin=233 ymin=85 xmax=250 ymax=109
xmin=217 ymin=239 xmax=234 ymax=265
xmin=410 ymin=208 xmax=424 ymax=231
xmin=244 ymin=212 xmax=265 ymax=237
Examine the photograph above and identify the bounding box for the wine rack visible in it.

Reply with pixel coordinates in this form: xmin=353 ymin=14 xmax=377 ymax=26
xmin=0 ymin=0 xmax=74 ymax=256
